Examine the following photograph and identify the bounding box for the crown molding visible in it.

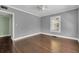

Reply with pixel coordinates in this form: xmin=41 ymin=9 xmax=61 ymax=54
xmin=6 ymin=5 xmax=40 ymax=17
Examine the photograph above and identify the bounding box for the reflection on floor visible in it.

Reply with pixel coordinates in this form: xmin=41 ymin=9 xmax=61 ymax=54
xmin=15 ymin=34 xmax=79 ymax=53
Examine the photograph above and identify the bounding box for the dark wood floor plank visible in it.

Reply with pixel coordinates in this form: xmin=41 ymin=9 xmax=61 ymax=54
xmin=0 ymin=36 xmax=13 ymax=53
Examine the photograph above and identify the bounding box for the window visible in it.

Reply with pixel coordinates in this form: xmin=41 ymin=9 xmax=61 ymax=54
xmin=50 ymin=16 xmax=61 ymax=33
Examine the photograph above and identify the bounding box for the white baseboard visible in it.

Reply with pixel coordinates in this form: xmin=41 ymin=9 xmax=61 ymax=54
xmin=41 ymin=32 xmax=79 ymax=41
xmin=14 ymin=32 xmax=41 ymax=41
xmin=14 ymin=32 xmax=79 ymax=41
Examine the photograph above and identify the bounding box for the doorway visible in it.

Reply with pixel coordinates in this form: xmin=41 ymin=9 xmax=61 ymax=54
xmin=0 ymin=10 xmax=14 ymax=53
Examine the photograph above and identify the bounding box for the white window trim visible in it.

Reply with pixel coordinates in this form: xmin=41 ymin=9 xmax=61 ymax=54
xmin=50 ymin=16 xmax=61 ymax=33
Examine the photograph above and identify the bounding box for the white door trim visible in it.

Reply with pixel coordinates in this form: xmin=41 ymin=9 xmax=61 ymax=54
xmin=0 ymin=10 xmax=15 ymax=52
xmin=0 ymin=10 xmax=15 ymax=40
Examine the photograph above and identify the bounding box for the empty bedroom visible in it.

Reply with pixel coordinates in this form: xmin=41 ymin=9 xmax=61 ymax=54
xmin=0 ymin=5 xmax=79 ymax=53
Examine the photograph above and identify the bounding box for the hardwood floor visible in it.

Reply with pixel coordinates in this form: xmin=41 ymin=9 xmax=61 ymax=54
xmin=15 ymin=34 xmax=79 ymax=53
xmin=0 ymin=36 xmax=13 ymax=53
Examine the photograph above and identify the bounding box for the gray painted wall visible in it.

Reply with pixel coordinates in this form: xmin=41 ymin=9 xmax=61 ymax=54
xmin=0 ymin=7 xmax=40 ymax=38
xmin=0 ymin=6 xmax=78 ymax=39
xmin=78 ymin=8 xmax=79 ymax=38
xmin=41 ymin=9 xmax=78 ymax=38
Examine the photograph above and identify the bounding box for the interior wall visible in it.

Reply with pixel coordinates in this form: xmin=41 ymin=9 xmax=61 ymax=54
xmin=0 ymin=6 xmax=78 ymax=39
xmin=78 ymin=8 xmax=79 ymax=38
xmin=0 ymin=7 xmax=41 ymax=39
xmin=41 ymin=9 xmax=78 ymax=38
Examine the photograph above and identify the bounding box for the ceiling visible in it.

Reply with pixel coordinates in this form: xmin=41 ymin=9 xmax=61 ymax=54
xmin=8 ymin=5 xmax=79 ymax=17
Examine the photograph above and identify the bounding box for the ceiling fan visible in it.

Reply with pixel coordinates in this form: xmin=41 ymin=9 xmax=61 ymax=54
xmin=36 ymin=5 xmax=49 ymax=11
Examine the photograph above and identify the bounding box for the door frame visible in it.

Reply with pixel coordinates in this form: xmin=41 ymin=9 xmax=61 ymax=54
xmin=0 ymin=10 xmax=15 ymax=40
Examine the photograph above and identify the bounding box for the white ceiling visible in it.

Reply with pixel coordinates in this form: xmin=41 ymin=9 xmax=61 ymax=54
xmin=9 ymin=5 xmax=79 ymax=17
